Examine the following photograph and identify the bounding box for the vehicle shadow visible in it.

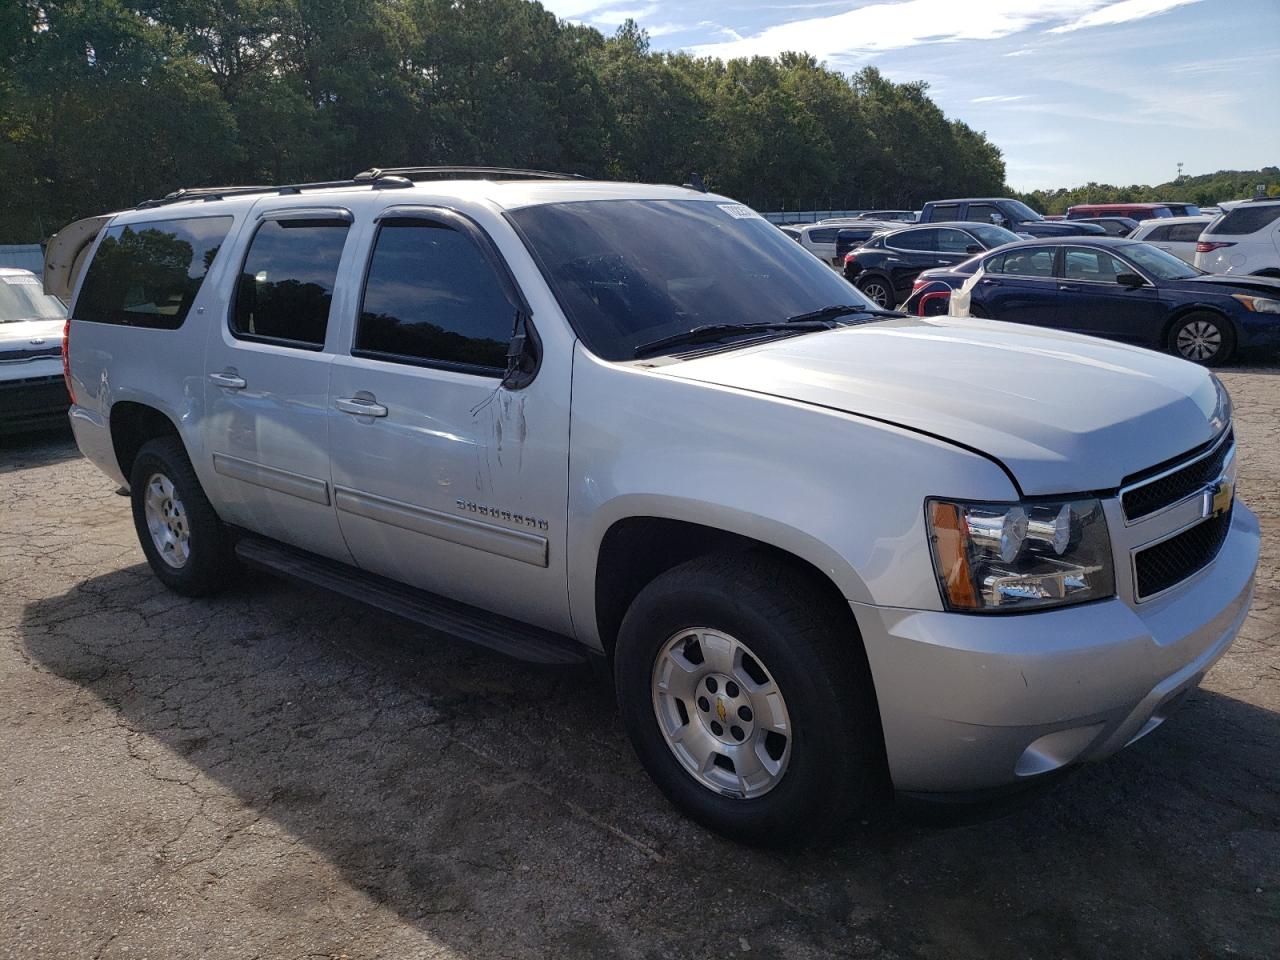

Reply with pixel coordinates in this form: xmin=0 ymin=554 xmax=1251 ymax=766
xmin=17 ymin=566 xmax=1280 ymax=959
xmin=0 ymin=423 xmax=79 ymax=474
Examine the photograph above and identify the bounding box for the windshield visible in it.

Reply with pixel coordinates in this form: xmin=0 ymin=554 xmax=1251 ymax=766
xmin=1004 ymin=200 xmax=1042 ymax=222
xmin=1123 ymin=243 xmax=1200 ymax=280
xmin=509 ymin=199 xmax=874 ymax=361
xmin=0 ymin=274 xmax=66 ymax=323
xmin=964 ymin=223 xmax=1021 ymax=247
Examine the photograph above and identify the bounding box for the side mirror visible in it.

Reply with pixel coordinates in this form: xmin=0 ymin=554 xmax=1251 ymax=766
xmin=1115 ymin=272 xmax=1146 ymax=288
xmin=503 ymin=311 xmax=542 ymax=390
xmin=989 ymin=213 xmax=1008 ymax=227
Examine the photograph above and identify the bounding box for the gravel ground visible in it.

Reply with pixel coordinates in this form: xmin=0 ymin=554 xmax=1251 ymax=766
xmin=1 ymin=369 xmax=1277 ymax=960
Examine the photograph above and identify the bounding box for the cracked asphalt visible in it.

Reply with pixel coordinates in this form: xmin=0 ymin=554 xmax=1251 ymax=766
xmin=2 ymin=368 xmax=1277 ymax=960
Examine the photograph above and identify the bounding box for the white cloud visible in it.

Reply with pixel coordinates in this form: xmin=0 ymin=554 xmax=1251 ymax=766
xmin=539 ymin=0 xmax=611 ymax=18
xmin=972 ymin=94 xmax=1028 ymax=102
xmin=1048 ymin=0 xmax=1202 ymax=33
xmin=1004 ymin=47 xmax=1035 ymax=56
xmin=687 ymin=0 xmax=1205 ymax=61
xmin=591 ymin=4 xmax=659 ymax=26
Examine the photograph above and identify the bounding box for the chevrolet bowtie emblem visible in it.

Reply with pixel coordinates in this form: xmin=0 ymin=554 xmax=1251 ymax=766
xmin=1202 ymin=478 xmax=1234 ymax=519
xmin=716 ymin=698 xmax=727 ymax=723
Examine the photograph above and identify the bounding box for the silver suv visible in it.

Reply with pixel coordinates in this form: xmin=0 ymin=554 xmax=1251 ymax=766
xmin=49 ymin=168 xmax=1258 ymax=843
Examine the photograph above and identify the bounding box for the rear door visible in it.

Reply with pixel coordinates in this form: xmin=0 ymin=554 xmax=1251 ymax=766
xmin=971 ymin=246 xmax=1060 ymax=325
xmin=1053 ymin=246 xmax=1165 ymax=344
xmin=202 ymin=205 xmax=359 ymax=561
xmin=881 ymin=228 xmax=948 ymax=295
xmin=326 ymin=205 xmax=573 ymax=634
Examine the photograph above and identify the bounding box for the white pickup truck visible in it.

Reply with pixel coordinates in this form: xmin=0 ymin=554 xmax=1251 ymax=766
xmin=47 ymin=168 xmax=1258 ymax=843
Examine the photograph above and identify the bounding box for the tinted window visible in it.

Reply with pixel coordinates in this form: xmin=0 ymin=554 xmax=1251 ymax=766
xmin=890 ymin=229 xmax=937 ymax=251
xmin=806 ymin=228 xmax=839 ymax=243
xmin=509 ymin=199 xmax=874 ymax=362
xmin=936 ymin=228 xmax=976 ymax=254
xmin=356 ymin=221 xmax=515 ymax=373
xmin=1063 ymin=248 xmax=1126 ymax=282
xmin=1168 ymin=222 xmax=1207 ymax=242
xmin=232 ymin=218 xmax=349 ymax=348
xmin=1122 ymin=244 xmax=1199 ymax=280
xmin=76 ymin=216 xmax=232 ymax=329
xmin=966 ymin=204 xmax=1002 ymax=224
xmin=991 ymin=247 xmax=1055 ymax=277
xmin=929 ymin=204 xmax=961 ymax=221
xmin=0 ymin=273 xmax=66 ymax=323
xmin=1209 ymin=204 xmax=1280 ymax=236
xmin=1143 ymin=224 xmax=1171 ymax=241
xmin=964 ymin=223 xmax=1021 ymax=248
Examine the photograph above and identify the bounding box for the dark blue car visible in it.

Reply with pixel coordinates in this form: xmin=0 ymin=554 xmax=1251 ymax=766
xmin=900 ymin=236 xmax=1280 ymax=366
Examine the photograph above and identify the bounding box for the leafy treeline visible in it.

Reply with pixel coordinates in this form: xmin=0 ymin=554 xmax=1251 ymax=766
xmin=0 ymin=0 xmax=1007 ymax=244
xmin=1017 ymin=168 xmax=1280 ymax=215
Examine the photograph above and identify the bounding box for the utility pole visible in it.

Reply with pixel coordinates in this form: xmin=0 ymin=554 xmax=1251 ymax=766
xmin=1176 ymin=161 xmax=1184 ymax=182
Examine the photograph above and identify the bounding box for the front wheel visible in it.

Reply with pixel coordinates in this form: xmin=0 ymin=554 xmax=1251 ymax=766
xmin=1169 ymin=311 xmax=1234 ymax=366
xmin=614 ymin=553 xmax=886 ymax=845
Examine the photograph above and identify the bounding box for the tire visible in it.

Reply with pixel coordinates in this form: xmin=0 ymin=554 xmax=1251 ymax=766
xmin=614 ymin=552 xmax=886 ymax=845
xmin=1168 ymin=311 xmax=1235 ymax=366
xmin=129 ymin=436 xmax=235 ymax=596
xmin=857 ymin=275 xmax=896 ymax=309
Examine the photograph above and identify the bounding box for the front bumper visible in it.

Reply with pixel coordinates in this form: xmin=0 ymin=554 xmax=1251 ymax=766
xmin=853 ymin=501 xmax=1259 ymax=794
xmin=0 ymin=373 xmax=70 ymax=435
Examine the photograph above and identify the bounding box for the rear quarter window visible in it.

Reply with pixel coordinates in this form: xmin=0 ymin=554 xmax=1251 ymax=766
xmin=1208 ymin=205 xmax=1280 ymax=236
xmin=74 ymin=216 xmax=233 ymax=329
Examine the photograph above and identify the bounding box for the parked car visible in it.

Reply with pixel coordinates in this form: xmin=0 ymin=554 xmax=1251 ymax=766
xmin=1069 ymin=216 xmax=1141 ymax=237
xmin=842 ymin=222 xmax=1020 ymax=308
xmin=918 ymin=197 xmax=1106 ymax=237
xmin=1194 ymin=197 xmax=1280 ymax=278
xmin=901 ymin=236 xmax=1280 ymax=365
xmin=1066 ymin=203 xmax=1173 ymax=222
xmin=1154 ymin=202 xmax=1202 ymax=217
xmin=1129 ymin=215 xmax=1213 ymax=265
xmin=833 ymin=223 xmax=897 ymax=264
xmin=49 ymin=170 xmax=1257 ymax=844
xmin=795 ymin=223 xmax=845 ymax=264
xmin=778 ymin=225 xmax=802 ymax=242
xmin=852 ymin=210 xmax=916 ymax=223
xmin=0 ymin=267 xmax=69 ymax=434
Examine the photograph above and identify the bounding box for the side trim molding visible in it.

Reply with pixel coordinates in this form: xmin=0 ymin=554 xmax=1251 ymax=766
xmin=212 ymin=453 xmax=331 ymax=505
xmin=334 ymin=486 xmax=549 ymax=568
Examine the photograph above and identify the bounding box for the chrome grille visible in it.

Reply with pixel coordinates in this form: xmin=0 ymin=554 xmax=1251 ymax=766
xmin=1122 ymin=429 xmax=1233 ymax=521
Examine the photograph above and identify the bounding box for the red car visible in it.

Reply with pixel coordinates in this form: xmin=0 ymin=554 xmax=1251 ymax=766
xmin=1066 ymin=203 xmax=1172 ymax=222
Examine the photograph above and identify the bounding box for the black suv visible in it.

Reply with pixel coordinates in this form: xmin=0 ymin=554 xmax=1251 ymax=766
xmin=918 ymin=198 xmax=1106 ymax=238
xmin=842 ymin=222 xmax=1020 ymax=308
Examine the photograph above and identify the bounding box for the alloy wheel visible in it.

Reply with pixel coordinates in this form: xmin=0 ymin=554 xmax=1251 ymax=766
xmin=143 ymin=472 xmax=191 ymax=568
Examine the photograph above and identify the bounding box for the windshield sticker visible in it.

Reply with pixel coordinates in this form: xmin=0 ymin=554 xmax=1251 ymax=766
xmin=2 ymin=275 xmax=41 ymax=285
xmin=717 ymin=203 xmax=760 ymax=220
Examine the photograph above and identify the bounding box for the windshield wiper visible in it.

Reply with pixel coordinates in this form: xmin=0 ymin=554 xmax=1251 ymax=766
xmin=783 ymin=303 xmax=898 ymax=324
xmin=633 ymin=320 xmax=832 ymax=359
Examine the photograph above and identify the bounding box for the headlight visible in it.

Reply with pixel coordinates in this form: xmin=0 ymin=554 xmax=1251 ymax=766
xmin=1232 ymin=294 xmax=1280 ymax=314
xmin=926 ymin=497 xmax=1115 ymax=613
xmin=1209 ymin=372 xmax=1232 ymax=434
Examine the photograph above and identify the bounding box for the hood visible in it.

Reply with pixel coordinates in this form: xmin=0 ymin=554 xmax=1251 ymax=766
xmin=1025 ymin=221 xmax=1105 ymax=236
xmin=657 ymin=318 xmax=1222 ymax=496
xmin=1173 ymin=274 xmax=1280 ymax=297
xmin=0 ymin=318 xmax=65 ymax=362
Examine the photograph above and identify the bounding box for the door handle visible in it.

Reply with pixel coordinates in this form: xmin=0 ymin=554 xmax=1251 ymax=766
xmin=336 ymin=396 xmax=388 ymax=418
xmin=208 ymin=371 xmax=246 ymax=389
xmin=1058 ymin=283 xmax=1078 ymax=291
xmin=979 ymin=278 xmax=997 ymax=285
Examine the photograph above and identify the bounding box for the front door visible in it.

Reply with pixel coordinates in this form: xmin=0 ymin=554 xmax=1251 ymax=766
xmin=1053 ymin=246 xmax=1165 ymax=344
xmin=326 ymin=208 xmax=573 ymax=635
xmin=202 ymin=207 xmax=357 ymax=561
xmin=972 ymin=246 xmax=1060 ymax=325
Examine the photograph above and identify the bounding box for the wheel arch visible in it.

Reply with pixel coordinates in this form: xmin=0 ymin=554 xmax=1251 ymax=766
xmin=590 ymin=509 xmax=868 ymax=660
xmin=109 ymin=401 xmax=184 ymax=484
xmin=1159 ymin=303 xmax=1238 ymax=352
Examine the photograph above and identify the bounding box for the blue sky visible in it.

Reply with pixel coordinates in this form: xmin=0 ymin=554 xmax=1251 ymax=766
xmin=543 ymin=0 xmax=1280 ymax=190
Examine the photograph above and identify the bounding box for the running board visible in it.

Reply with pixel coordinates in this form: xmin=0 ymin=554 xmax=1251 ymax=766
xmin=233 ymin=537 xmax=587 ymax=665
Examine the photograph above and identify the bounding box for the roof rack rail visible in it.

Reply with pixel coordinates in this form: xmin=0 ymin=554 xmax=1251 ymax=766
xmin=353 ymin=165 xmax=587 ymax=182
xmin=134 ymin=177 xmax=384 ymax=210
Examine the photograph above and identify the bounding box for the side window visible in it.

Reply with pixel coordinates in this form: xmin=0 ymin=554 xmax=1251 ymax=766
xmin=1063 ymin=248 xmax=1126 ymax=282
xmin=936 ymin=228 xmax=976 ymax=254
xmin=890 ymin=229 xmax=936 ymax=252
xmin=966 ymin=203 xmax=1001 ymax=224
xmin=998 ymin=247 xmax=1056 ymax=278
xmin=231 ymin=218 xmax=350 ymax=348
xmin=1144 ymin=224 xmax=1171 ymax=241
xmin=929 ymin=204 xmax=961 ymax=221
xmin=355 ymin=219 xmax=516 ymax=374
xmin=806 ymin=228 xmax=838 ymax=244
xmin=1168 ymin=222 xmax=1207 ymax=243
xmin=75 ymin=216 xmax=232 ymax=329
xmin=983 ymin=253 xmax=1006 ymax=274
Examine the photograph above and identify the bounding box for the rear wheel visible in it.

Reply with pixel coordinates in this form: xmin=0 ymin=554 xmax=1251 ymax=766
xmin=857 ymin=275 xmax=896 ymax=309
xmin=130 ymin=437 xmax=235 ymax=596
xmin=614 ymin=552 xmax=886 ymax=845
xmin=1169 ymin=311 xmax=1234 ymax=366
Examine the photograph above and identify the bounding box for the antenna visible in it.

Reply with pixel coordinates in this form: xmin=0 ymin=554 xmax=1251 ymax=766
xmin=683 ymin=172 xmax=708 ymax=193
